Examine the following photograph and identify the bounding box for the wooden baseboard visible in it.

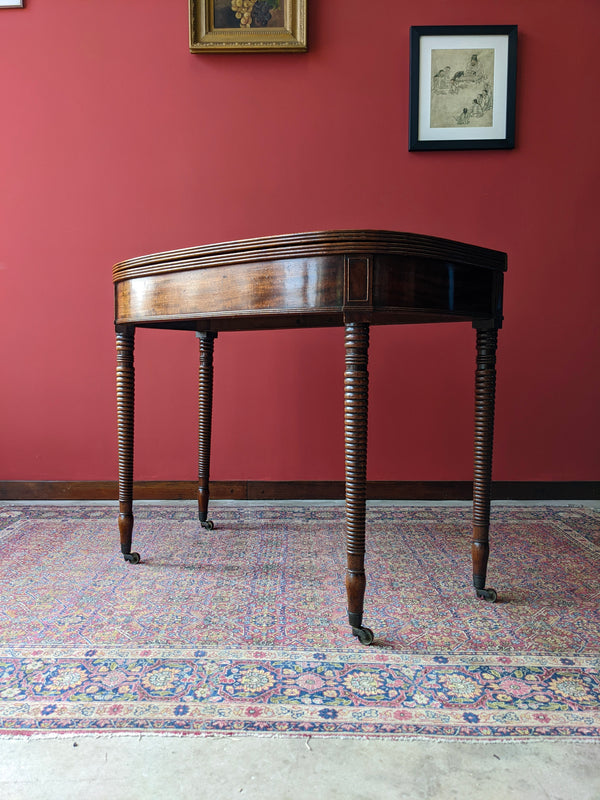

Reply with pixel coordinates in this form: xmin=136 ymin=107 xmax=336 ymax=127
xmin=0 ymin=480 xmax=598 ymax=501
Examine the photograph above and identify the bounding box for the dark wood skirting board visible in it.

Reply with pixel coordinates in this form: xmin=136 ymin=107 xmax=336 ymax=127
xmin=0 ymin=481 xmax=598 ymax=501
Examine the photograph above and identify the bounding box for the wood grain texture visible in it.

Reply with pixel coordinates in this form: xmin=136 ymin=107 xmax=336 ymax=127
xmin=113 ymin=230 xmax=506 ymax=331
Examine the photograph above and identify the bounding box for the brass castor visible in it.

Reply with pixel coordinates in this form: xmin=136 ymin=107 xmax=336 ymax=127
xmin=352 ymin=626 xmax=375 ymax=645
xmin=123 ymin=552 xmax=141 ymax=564
xmin=476 ymin=587 xmax=497 ymax=602
xmin=200 ymin=520 xmax=214 ymax=530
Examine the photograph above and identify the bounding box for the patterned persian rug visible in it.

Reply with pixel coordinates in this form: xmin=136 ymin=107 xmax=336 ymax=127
xmin=0 ymin=503 xmax=598 ymax=739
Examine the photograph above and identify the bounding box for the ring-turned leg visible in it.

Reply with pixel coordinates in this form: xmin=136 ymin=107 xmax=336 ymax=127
xmin=472 ymin=325 xmax=499 ymax=601
xmin=197 ymin=331 xmax=217 ymax=531
xmin=344 ymin=322 xmax=374 ymax=644
xmin=116 ymin=325 xmax=139 ymax=564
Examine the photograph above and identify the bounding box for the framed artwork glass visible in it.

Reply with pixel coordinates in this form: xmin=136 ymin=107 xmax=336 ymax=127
xmin=190 ymin=0 xmax=307 ymax=53
xmin=409 ymin=25 xmax=517 ymax=151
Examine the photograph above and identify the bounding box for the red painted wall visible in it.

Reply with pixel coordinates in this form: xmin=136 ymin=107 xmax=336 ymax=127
xmin=1 ymin=0 xmax=598 ymax=483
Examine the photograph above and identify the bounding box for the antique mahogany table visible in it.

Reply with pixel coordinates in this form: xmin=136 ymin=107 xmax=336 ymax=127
xmin=114 ymin=230 xmax=506 ymax=644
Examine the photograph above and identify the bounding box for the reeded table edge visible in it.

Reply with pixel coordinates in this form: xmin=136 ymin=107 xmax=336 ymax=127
xmin=113 ymin=230 xmax=507 ymax=283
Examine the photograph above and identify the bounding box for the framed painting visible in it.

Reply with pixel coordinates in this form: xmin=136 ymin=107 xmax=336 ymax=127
xmin=189 ymin=0 xmax=307 ymax=53
xmin=0 ymin=1 xmax=24 ymax=6
xmin=409 ymin=25 xmax=517 ymax=151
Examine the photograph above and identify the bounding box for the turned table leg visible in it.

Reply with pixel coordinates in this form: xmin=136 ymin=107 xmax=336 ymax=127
xmin=472 ymin=325 xmax=499 ymax=601
xmin=116 ymin=325 xmax=139 ymax=564
xmin=197 ymin=331 xmax=217 ymax=531
xmin=344 ymin=322 xmax=374 ymax=644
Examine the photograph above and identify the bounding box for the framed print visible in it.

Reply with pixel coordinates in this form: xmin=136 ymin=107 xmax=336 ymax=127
xmin=190 ymin=0 xmax=307 ymax=53
xmin=409 ymin=25 xmax=517 ymax=151
xmin=0 ymin=1 xmax=24 ymax=6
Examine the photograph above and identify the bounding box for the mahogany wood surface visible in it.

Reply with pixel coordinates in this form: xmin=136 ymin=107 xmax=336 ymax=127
xmin=113 ymin=230 xmax=507 ymax=641
xmin=114 ymin=230 xmax=505 ymax=331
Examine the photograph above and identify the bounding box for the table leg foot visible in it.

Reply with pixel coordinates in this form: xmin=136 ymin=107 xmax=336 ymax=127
xmin=198 ymin=492 xmax=214 ymax=529
xmin=119 ymin=512 xmax=140 ymax=563
xmin=475 ymin=587 xmax=497 ymax=602
xmin=349 ymin=611 xmax=374 ymax=645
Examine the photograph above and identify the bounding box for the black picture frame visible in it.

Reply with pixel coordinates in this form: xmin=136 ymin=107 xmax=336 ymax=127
xmin=409 ymin=25 xmax=517 ymax=151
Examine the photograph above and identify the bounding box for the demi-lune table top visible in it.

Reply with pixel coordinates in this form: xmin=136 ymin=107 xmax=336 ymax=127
xmin=113 ymin=229 xmax=506 ymax=332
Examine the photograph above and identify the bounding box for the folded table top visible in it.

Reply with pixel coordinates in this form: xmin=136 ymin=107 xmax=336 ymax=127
xmin=113 ymin=229 xmax=506 ymax=332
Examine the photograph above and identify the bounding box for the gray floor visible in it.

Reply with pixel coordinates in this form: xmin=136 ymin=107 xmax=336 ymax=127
xmin=1 ymin=501 xmax=598 ymax=799
xmin=0 ymin=735 xmax=599 ymax=799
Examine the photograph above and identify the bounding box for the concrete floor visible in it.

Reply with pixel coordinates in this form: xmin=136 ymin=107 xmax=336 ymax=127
xmin=1 ymin=500 xmax=598 ymax=799
xmin=0 ymin=735 xmax=599 ymax=799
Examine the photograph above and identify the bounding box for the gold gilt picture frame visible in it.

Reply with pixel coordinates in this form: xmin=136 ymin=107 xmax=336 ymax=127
xmin=190 ymin=0 xmax=307 ymax=53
